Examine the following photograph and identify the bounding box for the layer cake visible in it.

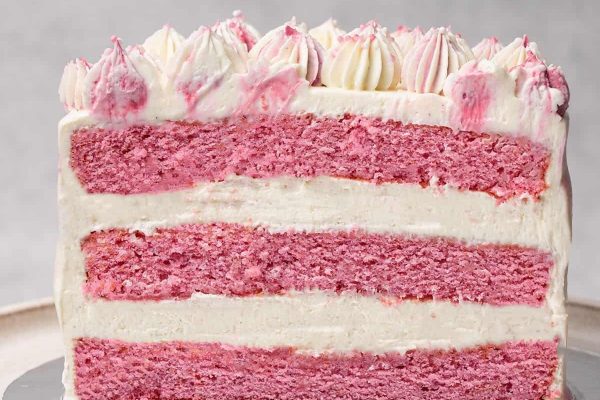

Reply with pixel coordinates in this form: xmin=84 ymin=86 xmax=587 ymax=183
xmin=56 ymin=14 xmax=571 ymax=399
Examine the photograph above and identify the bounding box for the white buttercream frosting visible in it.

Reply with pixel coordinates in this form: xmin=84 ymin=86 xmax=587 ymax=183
xmin=60 ymin=19 xmax=570 ymax=121
xmin=321 ymin=21 xmax=402 ymax=91
xmin=213 ymin=10 xmax=261 ymax=51
xmin=58 ymin=58 xmax=90 ymax=111
xmin=309 ymin=18 xmax=345 ymax=50
xmin=391 ymin=26 xmax=424 ymax=57
xmin=166 ymin=26 xmax=245 ymax=109
xmin=491 ymin=35 xmax=541 ymax=69
xmin=472 ymin=37 xmax=504 ymax=60
xmin=249 ymin=22 xmax=324 ymax=85
xmin=509 ymin=53 xmax=567 ymax=120
xmin=83 ymin=37 xmax=151 ymax=120
xmin=142 ymin=25 xmax=185 ymax=66
xmin=402 ymin=27 xmax=474 ymax=94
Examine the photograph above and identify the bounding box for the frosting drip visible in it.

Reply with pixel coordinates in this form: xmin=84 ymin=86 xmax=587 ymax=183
xmin=249 ymin=22 xmax=324 ymax=86
xmin=59 ymin=58 xmax=90 ymax=111
xmin=309 ymin=18 xmax=345 ymax=50
xmin=83 ymin=37 xmax=148 ymax=119
xmin=491 ymin=35 xmax=541 ymax=69
xmin=142 ymin=25 xmax=185 ymax=66
xmin=402 ymin=27 xmax=474 ymax=94
xmin=472 ymin=37 xmax=503 ymax=61
xmin=321 ymin=21 xmax=402 ymax=91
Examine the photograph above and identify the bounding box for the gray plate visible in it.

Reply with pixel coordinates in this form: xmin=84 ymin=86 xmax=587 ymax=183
xmin=3 ymin=348 xmax=599 ymax=399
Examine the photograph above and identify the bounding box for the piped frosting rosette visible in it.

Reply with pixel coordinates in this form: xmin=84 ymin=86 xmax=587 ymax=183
xmin=83 ymin=37 xmax=158 ymax=119
xmin=143 ymin=26 xmax=185 ymax=67
xmin=309 ymin=19 xmax=346 ymax=50
xmin=212 ymin=10 xmax=260 ymax=51
xmin=249 ymin=20 xmax=324 ymax=86
xmin=321 ymin=21 xmax=402 ymax=91
xmin=59 ymin=58 xmax=91 ymax=111
xmin=472 ymin=37 xmax=504 ymax=61
xmin=391 ymin=26 xmax=424 ymax=58
xmin=167 ymin=26 xmax=247 ymax=108
xmin=402 ymin=27 xmax=474 ymax=94
xmin=491 ymin=35 xmax=541 ymax=69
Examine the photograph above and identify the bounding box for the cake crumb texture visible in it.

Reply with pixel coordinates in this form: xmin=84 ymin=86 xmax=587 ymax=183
xmin=70 ymin=114 xmax=550 ymax=200
xmin=82 ymin=223 xmax=553 ymax=305
xmin=74 ymin=338 xmax=559 ymax=400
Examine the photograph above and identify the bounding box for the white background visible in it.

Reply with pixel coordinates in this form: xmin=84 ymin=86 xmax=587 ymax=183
xmin=0 ymin=0 xmax=598 ymax=306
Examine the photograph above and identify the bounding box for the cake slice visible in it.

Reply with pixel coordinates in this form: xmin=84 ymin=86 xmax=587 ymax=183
xmin=56 ymin=14 xmax=571 ymax=400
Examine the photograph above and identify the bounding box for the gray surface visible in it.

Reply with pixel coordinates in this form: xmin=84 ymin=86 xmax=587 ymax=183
xmin=0 ymin=0 xmax=599 ymax=305
xmin=3 ymin=350 xmax=596 ymax=399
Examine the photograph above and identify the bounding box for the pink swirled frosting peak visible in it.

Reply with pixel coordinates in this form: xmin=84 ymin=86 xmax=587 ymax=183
xmin=58 ymin=13 xmax=570 ymax=121
xmin=491 ymin=35 xmax=541 ymax=69
xmin=212 ymin=10 xmax=261 ymax=52
xmin=167 ymin=26 xmax=246 ymax=110
xmin=510 ymin=51 xmax=569 ymax=116
xmin=249 ymin=21 xmax=324 ymax=86
xmin=402 ymin=27 xmax=475 ymax=94
xmin=83 ymin=36 xmax=149 ymax=119
xmin=472 ymin=37 xmax=504 ymax=61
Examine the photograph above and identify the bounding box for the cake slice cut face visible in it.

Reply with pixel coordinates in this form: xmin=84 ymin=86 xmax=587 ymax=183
xmin=56 ymin=17 xmax=571 ymax=400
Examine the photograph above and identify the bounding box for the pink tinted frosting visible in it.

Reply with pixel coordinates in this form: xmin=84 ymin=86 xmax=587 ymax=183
xmin=82 ymin=223 xmax=553 ymax=305
xmin=249 ymin=23 xmax=324 ymax=86
xmin=219 ymin=10 xmax=259 ymax=50
xmin=74 ymin=338 xmax=559 ymax=400
xmin=547 ymin=65 xmax=570 ymax=117
xmin=85 ymin=37 xmax=148 ymax=119
xmin=70 ymin=114 xmax=550 ymax=200
xmin=472 ymin=37 xmax=503 ymax=61
xmin=511 ymin=52 xmax=568 ymax=117
xmin=237 ymin=66 xmax=304 ymax=114
xmin=446 ymin=62 xmax=493 ymax=132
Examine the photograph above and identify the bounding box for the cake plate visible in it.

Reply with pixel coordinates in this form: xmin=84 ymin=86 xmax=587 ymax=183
xmin=2 ymin=299 xmax=600 ymax=399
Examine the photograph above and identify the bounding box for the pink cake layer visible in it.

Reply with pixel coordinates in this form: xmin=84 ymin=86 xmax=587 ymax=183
xmin=74 ymin=338 xmax=559 ymax=400
xmin=82 ymin=223 xmax=553 ymax=305
xmin=70 ymin=114 xmax=550 ymax=200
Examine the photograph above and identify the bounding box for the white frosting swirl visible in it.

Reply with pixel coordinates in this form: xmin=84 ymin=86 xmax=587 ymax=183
xmin=212 ymin=10 xmax=261 ymax=52
xmin=168 ymin=26 xmax=246 ymax=97
xmin=491 ymin=35 xmax=541 ymax=69
xmin=472 ymin=37 xmax=503 ymax=61
xmin=309 ymin=18 xmax=345 ymax=50
xmin=58 ymin=58 xmax=90 ymax=110
xmin=391 ymin=26 xmax=424 ymax=57
xmin=249 ymin=22 xmax=324 ymax=86
xmin=321 ymin=21 xmax=402 ymax=91
xmin=402 ymin=27 xmax=474 ymax=94
xmin=142 ymin=25 xmax=185 ymax=66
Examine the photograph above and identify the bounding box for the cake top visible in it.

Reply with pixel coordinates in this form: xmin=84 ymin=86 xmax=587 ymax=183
xmin=58 ymin=11 xmax=570 ymax=126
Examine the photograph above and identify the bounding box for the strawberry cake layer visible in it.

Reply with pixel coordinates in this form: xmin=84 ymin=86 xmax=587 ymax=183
xmin=74 ymin=338 xmax=559 ymax=400
xmin=70 ymin=115 xmax=550 ymax=200
xmin=82 ymin=223 xmax=553 ymax=304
